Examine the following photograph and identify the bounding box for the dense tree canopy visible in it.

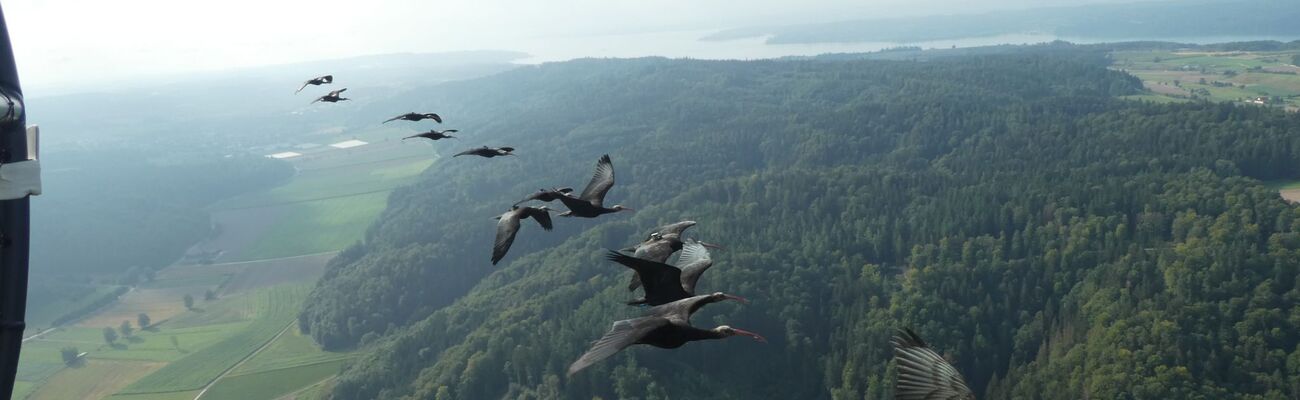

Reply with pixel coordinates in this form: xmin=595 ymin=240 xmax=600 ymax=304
xmin=301 ymin=50 xmax=1300 ymax=399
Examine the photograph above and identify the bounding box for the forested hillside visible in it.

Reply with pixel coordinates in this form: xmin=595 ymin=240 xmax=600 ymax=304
xmin=301 ymin=49 xmax=1300 ymax=399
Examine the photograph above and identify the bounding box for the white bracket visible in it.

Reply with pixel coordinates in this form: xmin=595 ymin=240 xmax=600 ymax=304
xmin=0 ymin=125 xmax=40 ymax=200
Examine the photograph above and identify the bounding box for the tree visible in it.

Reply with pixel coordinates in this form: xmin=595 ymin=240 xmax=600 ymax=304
xmin=137 ymin=313 xmax=151 ymax=329
xmin=170 ymin=335 xmax=180 ymax=349
xmin=102 ymin=327 xmax=118 ymax=345
xmin=183 ymin=293 xmax=194 ymax=310
xmin=60 ymin=346 xmax=80 ymax=366
xmin=119 ymin=320 xmax=133 ymax=337
xmin=204 ymin=289 xmax=217 ymax=301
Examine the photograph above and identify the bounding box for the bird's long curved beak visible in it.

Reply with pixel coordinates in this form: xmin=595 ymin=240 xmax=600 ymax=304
xmin=722 ymin=294 xmax=749 ymax=304
xmin=731 ymin=328 xmax=767 ymax=343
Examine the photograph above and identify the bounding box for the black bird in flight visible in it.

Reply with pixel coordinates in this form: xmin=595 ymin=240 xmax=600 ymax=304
xmin=622 ymin=221 xmax=699 ymax=260
xmin=513 ymin=187 xmax=575 ymax=207
xmin=567 ymin=293 xmax=764 ymax=376
xmin=621 ymin=221 xmax=722 ymax=291
xmin=403 ymin=129 xmax=459 ymax=141
xmin=548 ymin=155 xmax=633 ymax=218
xmin=383 ymin=112 xmax=442 ymax=124
xmin=311 ymin=88 xmax=349 ymax=104
xmin=606 ymin=241 xmax=718 ymax=306
xmin=892 ymin=328 xmax=976 ymax=400
xmin=454 ymin=146 xmax=515 ymax=158
xmin=295 ymin=74 xmax=333 ymax=94
xmin=492 ymin=206 xmax=554 ymax=265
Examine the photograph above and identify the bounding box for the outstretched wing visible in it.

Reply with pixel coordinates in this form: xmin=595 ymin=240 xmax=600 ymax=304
xmin=523 ymin=207 xmax=554 ymax=231
xmin=330 ymin=88 xmax=347 ymax=96
xmin=892 ymin=328 xmax=976 ymax=400
xmin=427 ymin=113 xmax=443 ymax=123
xmin=492 ymin=211 xmax=522 ymax=265
xmin=578 ymin=155 xmax=615 ymax=206
xmin=677 ymin=241 xmax=714 ymax=294
xmin=568 ymin=317 xmax=667 ymax=376
xmin=633 ymin=238 xmax=679 ymax=264
xmin=295 ymin=81 xmax=311 ymax=94
xmin=320 ymin=75 xmax=333 ymax=83
xmin=382 ymin=115 xmax=402 ymax=123
xmin=443 ymin=129 xmax=459 ymax=133
xmin=453 ymin=148 xmax=478 ymax=157
xmin=606 ymin=250 xmax=688 ymax=305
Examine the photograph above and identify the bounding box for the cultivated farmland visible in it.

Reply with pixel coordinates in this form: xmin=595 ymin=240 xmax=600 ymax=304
xmin=116 ymin=285 xmax=309 ymax=395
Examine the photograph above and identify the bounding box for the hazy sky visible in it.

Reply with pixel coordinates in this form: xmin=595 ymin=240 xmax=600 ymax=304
xmin=3 ymin=0 xmax=1135 ymax=91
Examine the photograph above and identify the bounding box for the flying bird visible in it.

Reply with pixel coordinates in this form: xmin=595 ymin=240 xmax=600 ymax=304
xmin=551 ymin=155 xmax=633 ymax=218
xmin=383 ymin=112 xmax=443 ymax=124
xmin=513 ymin=187 xmax=575 ymax=206
xmin=454 ymin=146 xmax=515 ymax=158
xmin=567 ymin=293 xmax=763 ymax=376
xmin=492 ymin=206 xmax=554 ymax=265
xmin=620 ymin=221 xmax=721 ymax=291
xmin=295 ymin=75 xmax=333 ymax=94
xmin=892 ymin=328 xmax=976 ymax=400
xmin=311 ymin=88 xmax=349 ymax=104
xmin=606 ymin=242 xmax=718 ymax=306
xmin=621 ymin=220 xmax=701 ymax=262
xmin=403 ymin=129 xmax=459 ymax=141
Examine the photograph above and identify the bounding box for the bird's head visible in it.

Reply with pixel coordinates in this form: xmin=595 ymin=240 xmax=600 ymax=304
xmin=611 ymin=205 xmax=635 ymax=213
xmin=709 ymin=292 xmax=749 ymax=304
xmin=714 ymin=325 xmax=766 ymax=343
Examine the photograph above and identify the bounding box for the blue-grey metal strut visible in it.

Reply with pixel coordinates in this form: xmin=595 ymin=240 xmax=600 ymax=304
xmin=0 ymin=3 xmax=30 ymax=400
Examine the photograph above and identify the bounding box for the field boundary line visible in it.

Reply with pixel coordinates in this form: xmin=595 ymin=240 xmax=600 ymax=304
xmin=273 ymin=375 xmax=338 ymax=400
xmin=295 ymin=153 xmax=434 ymax=173
xmin=222 ymin=356 xmax=352 ymax=379
xmin=192 ymin=321 xmax=295 ymax=400
xmin=172 ymin=251 xmax=339 ymax=268
xmin=211 ymin=186 xmax=401 ymax=212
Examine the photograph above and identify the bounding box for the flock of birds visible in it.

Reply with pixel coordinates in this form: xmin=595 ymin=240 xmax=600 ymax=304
xmin=297 ymin=74 xmax=978 ymax=398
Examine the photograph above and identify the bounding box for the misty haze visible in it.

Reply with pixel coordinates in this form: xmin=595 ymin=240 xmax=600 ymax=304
xmin=1 ymin=0 xmax=1300 ymax=399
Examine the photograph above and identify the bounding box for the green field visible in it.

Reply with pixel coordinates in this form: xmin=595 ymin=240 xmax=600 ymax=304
xmin=26 ymin=360 xmax=164 ymax=400
xmin=231 ymin=324 xmax=350 ymax=375
xmin=207 ymin=150 xmax=434 ymax=262
xmin=117 ymin=285 xmax=309 ymax=395
xmin=11 ymin=381 xmax=34 ymax=400
xmin=202 ymin=359 xmax=348 ymax=400
xmin=236 ymin=191 xmax=393 ymax=260
xmin=107 ymin=390 xmax=201 ymax=400
xmin=14 ymin=127 xmax=411 ymax=399
xmin=1112 ymin=49 xmax=1300 ymax=110
xmin=213 ymin=150 xmax=433 ymax=211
